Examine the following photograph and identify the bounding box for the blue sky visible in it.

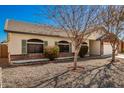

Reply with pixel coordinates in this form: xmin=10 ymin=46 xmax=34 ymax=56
xmin=0 ymin=5 xmax=54 ymax=42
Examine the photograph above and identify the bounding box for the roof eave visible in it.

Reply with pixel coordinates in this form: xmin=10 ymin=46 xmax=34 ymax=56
xmin=5 ymin=30 xmax=68 ymax=38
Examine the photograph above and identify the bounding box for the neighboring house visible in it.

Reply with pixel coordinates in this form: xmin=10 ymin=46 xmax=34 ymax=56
xmin=4 ymin=19 xmax=124 ymax=61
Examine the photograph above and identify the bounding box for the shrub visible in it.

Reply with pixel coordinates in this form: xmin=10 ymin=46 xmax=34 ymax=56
xmin=44 ymin=46 xmax=59 ymax=61
xmin=79 ymin=46 xmax=88 ymax=58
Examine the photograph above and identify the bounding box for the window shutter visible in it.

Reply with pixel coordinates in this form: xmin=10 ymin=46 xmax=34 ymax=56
xmin=55 ymin=41 xmax=58 ymax=46
xmin=43 ymin=41 xmax=48 ymax=53
xmin=22 ymin=40 xmax=27 ymax=54
xmin=69 ymin=43 xmax=72 ymax=53
xmin=44 ymin=41 xmax=48 ymax=47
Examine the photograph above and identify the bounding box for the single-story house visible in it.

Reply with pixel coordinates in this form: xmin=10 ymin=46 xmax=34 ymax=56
xmin=4 ymin=19 xmax=124 ymax=61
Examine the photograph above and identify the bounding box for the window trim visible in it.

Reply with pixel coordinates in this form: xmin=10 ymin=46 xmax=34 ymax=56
xmin=81 ymin=42 xmax=88 ymax=46
xmin=27 ymin=42 xmax=44 ymax=45
xmin=58 ymin=43 xmax=70 ymax=46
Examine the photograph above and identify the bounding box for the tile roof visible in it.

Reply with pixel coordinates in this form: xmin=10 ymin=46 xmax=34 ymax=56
xmin=4 ymin=19 xmax=68 ymax=37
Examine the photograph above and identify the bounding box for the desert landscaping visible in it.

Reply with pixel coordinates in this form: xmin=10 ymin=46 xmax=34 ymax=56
xmin=2 ymin=57 xmax=124 ymax=88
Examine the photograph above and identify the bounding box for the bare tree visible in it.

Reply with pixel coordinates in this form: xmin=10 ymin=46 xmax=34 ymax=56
xmin=41 ymin=6 xmax=99 ymax=69
xmin=99 ymin=5 xmax=124 ymax=62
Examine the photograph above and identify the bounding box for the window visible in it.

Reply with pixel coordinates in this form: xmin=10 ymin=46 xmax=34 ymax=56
xmin=58 ymin=41 xmax=70 ymax=52
xmin=27 ymin=39 xmax=44 ymax=53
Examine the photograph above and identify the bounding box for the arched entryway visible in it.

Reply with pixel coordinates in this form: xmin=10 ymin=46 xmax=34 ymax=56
xmin=79 ymin=42 xmax=88 ymax=57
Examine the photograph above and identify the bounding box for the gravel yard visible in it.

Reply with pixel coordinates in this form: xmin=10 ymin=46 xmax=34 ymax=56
xmin=2 ymin=58 xmax=124 ymax=88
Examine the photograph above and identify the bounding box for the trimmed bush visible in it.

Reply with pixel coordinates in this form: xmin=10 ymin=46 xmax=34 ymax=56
xmin=44 ymin=46 xmax=59 ymax=61
xmin=79 ymin=46 xmax=88 ymax=58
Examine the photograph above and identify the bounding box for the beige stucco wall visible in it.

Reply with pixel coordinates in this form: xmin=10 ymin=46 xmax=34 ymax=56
xmin=7 ymin=31 xmax=102 ymax=55
xmin=8 ymin=33 xmax=90 ymax=55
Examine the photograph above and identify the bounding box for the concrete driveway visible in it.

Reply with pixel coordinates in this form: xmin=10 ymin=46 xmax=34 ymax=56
xmin=116 ymin=54 xmax=124 ymax=59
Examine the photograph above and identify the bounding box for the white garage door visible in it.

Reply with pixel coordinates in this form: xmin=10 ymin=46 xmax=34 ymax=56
xmin=103 ymin=42 xmax=112 ymax=55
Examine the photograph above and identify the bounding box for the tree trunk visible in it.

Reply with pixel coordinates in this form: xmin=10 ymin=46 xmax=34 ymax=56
xmin=111 ymin=46 xmax=116 ymax=62
xmin=73 ymin=50 xmax=78 ymax=70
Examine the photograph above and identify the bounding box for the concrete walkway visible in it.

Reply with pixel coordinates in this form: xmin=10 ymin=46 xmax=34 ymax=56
xmin=11 ymin=55 xmax=111 ymax=64
xmin=12 ymin=56 xmax=74 ymax=64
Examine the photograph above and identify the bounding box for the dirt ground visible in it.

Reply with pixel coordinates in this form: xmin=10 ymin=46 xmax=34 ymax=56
xmin=2 ymin=58 xmax=124 ymax=88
